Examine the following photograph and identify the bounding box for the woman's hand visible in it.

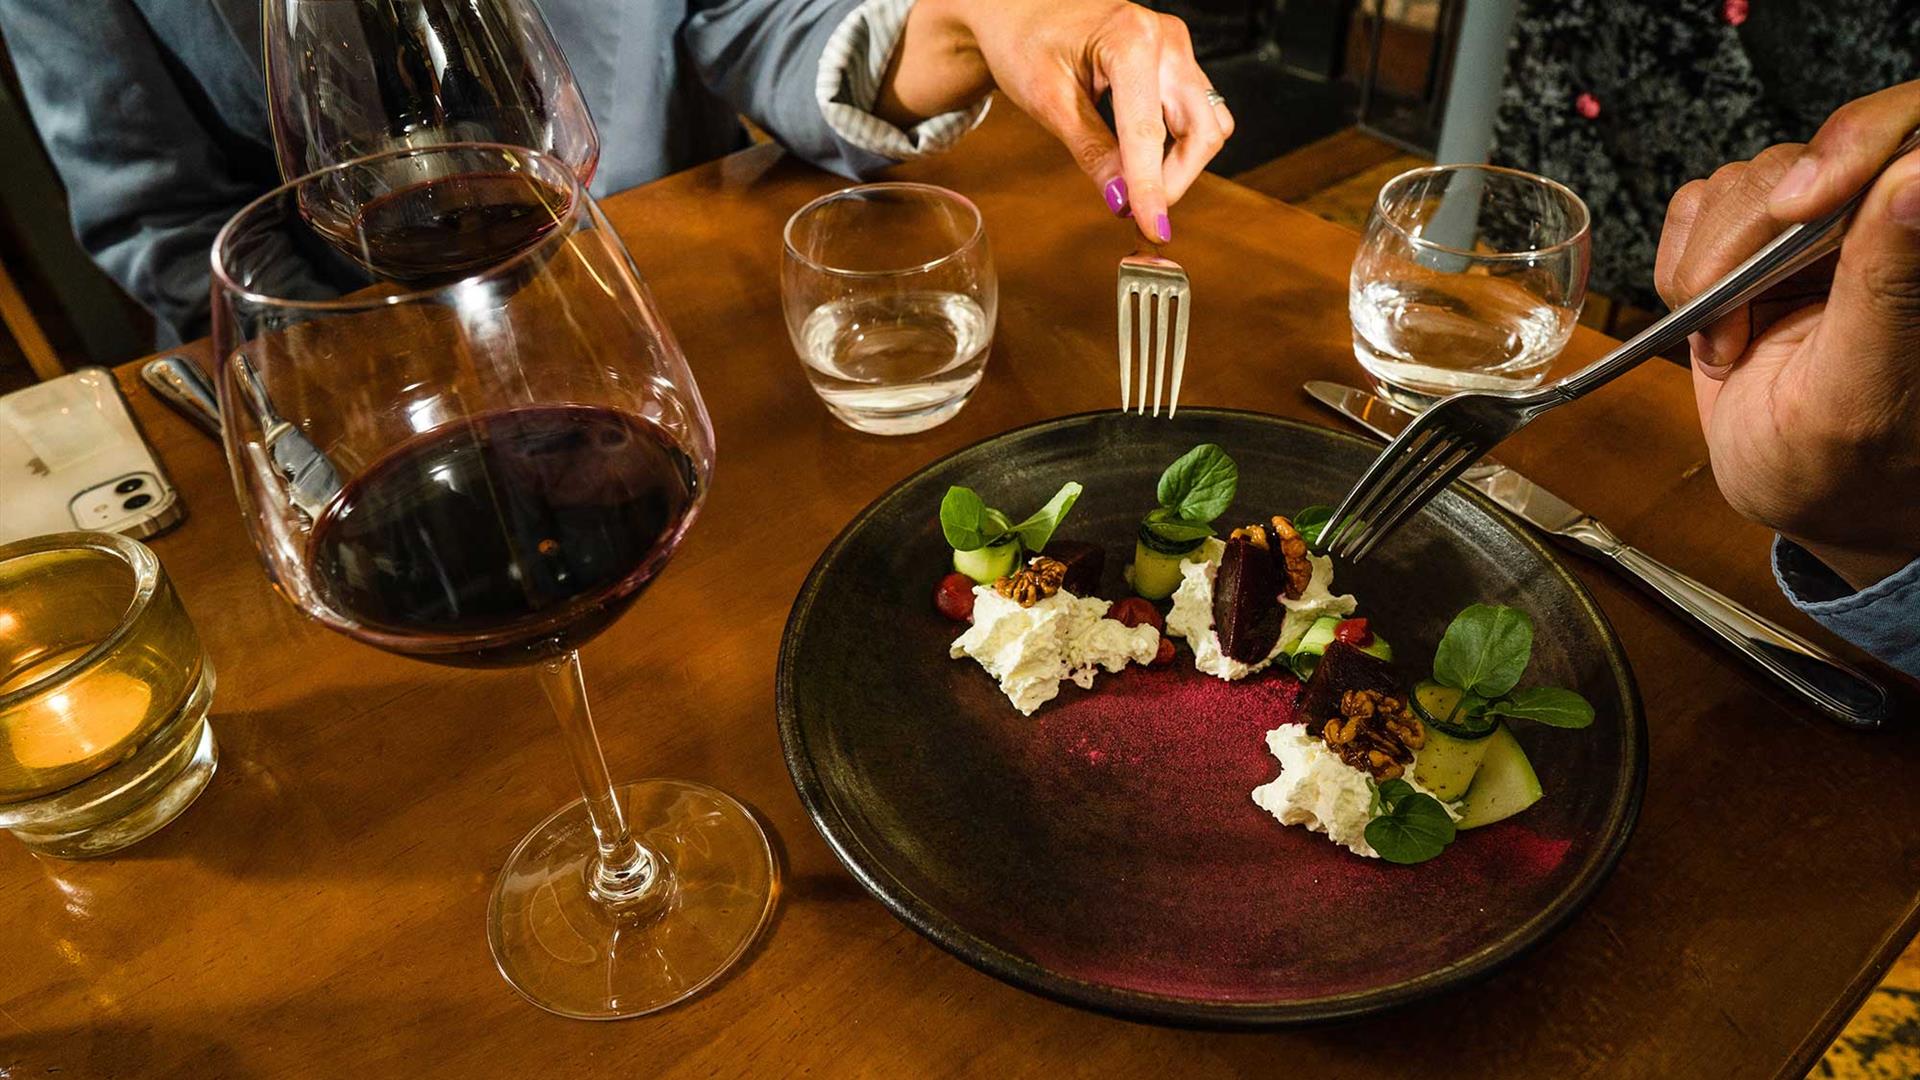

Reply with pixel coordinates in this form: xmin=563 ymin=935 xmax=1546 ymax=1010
xmin=1653 ymin=80 xmax=1920 ymax=589
xmin=876 ymin=0 xmax=1232 ymax=245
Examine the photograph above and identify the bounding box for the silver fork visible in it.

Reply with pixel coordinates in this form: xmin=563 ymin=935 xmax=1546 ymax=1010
xmin=1117 ymin=250 xmax=1191 ymax=416
xmin=1321 ymin=129 xmax=1920 ymax=562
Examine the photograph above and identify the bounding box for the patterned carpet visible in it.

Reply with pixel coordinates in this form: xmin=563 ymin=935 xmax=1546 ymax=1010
xmin=1815 ymin=948 xmax=1920 ymax=1079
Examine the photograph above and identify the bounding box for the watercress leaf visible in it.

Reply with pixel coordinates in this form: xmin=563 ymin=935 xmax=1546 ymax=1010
xmin=1433 ymin=604 xmax=1535 ymax=699
xmin=1485 ymin=686 xmax=1594 ymax=729
xmin=1009 ymin=482 xmax=1083 ymax=553
xmin=940 ymin=486 xmax=992 ymax=551
xmin=1365 ymin=792 xmax=1457 ymax=865
xmin=1157 ymin=444 xmax=1238 ymax=523
xmin=1293 ymin=505 xmax=1334 ymax=545
xmin=1374 ymin=777 xmax=1414 ymax=812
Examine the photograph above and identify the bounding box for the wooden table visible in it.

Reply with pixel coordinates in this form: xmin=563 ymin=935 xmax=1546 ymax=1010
xmin=5 ymin=103 xmax=1916 ymax=1079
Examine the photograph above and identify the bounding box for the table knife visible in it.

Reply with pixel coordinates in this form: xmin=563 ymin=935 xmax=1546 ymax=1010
xmin=1305 ymin=380 xmax=1890 ymax=729
xmin=141 ymin=353 xmax=341 ymax=519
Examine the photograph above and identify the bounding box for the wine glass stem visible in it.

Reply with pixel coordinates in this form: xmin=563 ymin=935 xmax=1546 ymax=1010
xmin=535 ymin=650 xmax=664 ymax=909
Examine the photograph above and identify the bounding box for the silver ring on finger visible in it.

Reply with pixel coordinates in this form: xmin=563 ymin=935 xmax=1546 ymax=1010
xmin=1204 ymin=88 xmax=1227 ymax=108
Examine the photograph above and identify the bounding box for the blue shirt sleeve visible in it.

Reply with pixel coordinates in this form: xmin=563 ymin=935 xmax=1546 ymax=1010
xmin=0 ymin=0 xmax=266 ymax=346
xmin=1774 ymin=538 xmax=1920 ymax=678
xmin=683 ymin=0 xmax=895 ymax=179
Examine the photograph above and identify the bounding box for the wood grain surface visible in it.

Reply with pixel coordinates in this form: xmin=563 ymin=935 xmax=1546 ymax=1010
xmin=3 ymin=101 xmax=1914 ymax=1079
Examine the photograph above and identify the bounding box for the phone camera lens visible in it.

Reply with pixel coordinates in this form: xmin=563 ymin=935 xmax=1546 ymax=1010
xmin=122 ymin=493 xmax=153 ymax=511
xmin=114 ymin=477 xmax=145 ymax=494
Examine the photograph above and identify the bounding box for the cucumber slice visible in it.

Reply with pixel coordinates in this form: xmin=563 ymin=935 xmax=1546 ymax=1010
xmin=1136 ymin=517 xmax=1207 ymax=556
xmin=1293 ymin=616 xmax=1341 ymax=656
xmin=1130 ymin=539 xmax=1190 ymax=600
xmin=1287 ymin=616 xmax=1342 ymax=678
xmin=1413 ymin=679 xmax=1495 ymax=740
xmin=954 ymin=540 xmax=1018 ymax=585
xmin=1453 ymin=724 xmax=1543 ymax=830
xmin=1411 ymin=723 xmax=1495 ymax=801
xmin=1359 ymin=634 xmax=1393 ymax=662
xmin=1293 ymin=620 xmax=1391 ymax=676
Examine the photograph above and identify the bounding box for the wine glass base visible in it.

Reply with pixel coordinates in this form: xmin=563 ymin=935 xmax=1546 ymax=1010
xmin=487 ymin=779 xmax=775 ymax=1020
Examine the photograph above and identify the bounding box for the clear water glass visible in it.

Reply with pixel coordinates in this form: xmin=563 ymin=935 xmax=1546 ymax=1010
xmin=1350 ymin=164 xmax=1590 ymax=405
xmin=782 ymin=183 xmax=997 ymax=435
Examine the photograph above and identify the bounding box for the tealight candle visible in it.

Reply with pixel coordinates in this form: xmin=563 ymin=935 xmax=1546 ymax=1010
xmin=7 ymin=669 xmax=152 ymax=772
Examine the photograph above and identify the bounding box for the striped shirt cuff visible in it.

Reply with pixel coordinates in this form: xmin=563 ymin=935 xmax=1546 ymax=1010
xmin=817 ymin=0 xmax=990 ymax=161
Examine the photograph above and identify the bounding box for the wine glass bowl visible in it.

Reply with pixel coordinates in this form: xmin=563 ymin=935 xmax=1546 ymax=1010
xmin=214 ymin=146 xmax=696 ymax=666
xmin=211 ymin=144 xmax=772 ymax=1018
xmin=263 ymin=0 xmax=599 ymax=185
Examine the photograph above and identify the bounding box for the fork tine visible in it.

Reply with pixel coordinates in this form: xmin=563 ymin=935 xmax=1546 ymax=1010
xmin=1335 ymin=433 xmax=1461 ymax=554
xmin=1321 ymin=426 xmax=1440 ymax=552
xmin=1151 ymin=290 xmax=1169 ymax=416
xmin=1345 ymin=441 xmax=1478 ymax=562
xmin=1117 ymin=283 xmax=1133 ymax=412
xmin=1128 ymin=286 xmax=1144 ymax=411
xmin=1167 ymin=290 xmax=1189 ymax=418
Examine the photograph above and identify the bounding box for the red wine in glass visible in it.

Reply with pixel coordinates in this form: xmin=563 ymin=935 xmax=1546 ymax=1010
xmin=341 ymin=171 xmax=575 ymax=286
xmin=307 ymin=404 xmax=696 ymax=667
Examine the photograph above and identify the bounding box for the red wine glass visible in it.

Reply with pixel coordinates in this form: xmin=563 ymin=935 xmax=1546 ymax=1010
xmin=210 ymin=144 xmax=772 ymax=1019
xmin=263 ymin=0 xmax=598 ymax=185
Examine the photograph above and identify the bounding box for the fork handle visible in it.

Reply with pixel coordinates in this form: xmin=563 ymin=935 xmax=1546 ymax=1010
xmin=1540 ymin=128 xmax=1920 ymax=407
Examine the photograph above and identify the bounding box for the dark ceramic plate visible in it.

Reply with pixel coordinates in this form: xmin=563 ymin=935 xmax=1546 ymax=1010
xmin=777 ymin=410 xmax=1643 ymax=1027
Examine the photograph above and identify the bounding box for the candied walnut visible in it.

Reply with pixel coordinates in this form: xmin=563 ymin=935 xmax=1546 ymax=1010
xmin=1322 ymin=688 xmax=1425 ymax=779
xmin=1026 ymin=556 xmax=1068 ymax=591
xmin=994 ymin=559 xmax=1064 ymax=608
xmin=1228 ymin=523 xmax=1271 ymax=550
xmin=1266 ymin=515 xmax=1312 ymax=600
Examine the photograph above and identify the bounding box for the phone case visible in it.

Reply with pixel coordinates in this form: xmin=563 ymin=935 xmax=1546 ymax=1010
xmin=0 ymin=367 xmax=184 ymax=544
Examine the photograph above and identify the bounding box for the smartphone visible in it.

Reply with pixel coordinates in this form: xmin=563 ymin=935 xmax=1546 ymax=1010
xmin=0 ymin=367 xmax=184 ymax=543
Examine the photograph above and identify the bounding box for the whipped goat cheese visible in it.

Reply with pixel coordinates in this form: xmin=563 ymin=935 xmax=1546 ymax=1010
xmin=951 ymin=587 xmax=1161 ymax=715
xmin=1251 ymin=723 xmax=1456 ymax=858
xmin=1165 ymin=538 xmax=1357 ymax=680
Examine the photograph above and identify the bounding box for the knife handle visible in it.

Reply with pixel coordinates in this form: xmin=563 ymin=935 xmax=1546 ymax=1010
xmin=141 ymin=355 xmax=222 ymax=438
xmin=1598 ymin=538 xmax=1890 ymax=728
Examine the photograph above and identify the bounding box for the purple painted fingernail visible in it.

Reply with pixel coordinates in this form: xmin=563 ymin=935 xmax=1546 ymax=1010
xmin=1103 ymin=177 xmax=1130 ymax=216
xmin=1156 ymin=213 xmax=1172 ymax=243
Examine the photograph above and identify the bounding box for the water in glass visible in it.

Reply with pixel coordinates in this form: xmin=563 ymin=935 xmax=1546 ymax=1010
xmin=1350 ymin=273 xmax=1576 ymax=395
xmin=796 ymin=291 xmax=992 ymax=433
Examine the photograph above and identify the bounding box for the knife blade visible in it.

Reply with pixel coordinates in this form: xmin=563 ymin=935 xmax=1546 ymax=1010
xmin=1305 ymin=380 xmax=1890 ymax=729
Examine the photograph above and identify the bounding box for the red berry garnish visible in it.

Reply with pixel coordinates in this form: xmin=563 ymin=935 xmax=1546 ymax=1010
xmin=1152 ymin=636 xmax=1176 ymax=666
xmin=1574 ymin=92 xmax=1601 ymax=120
xmin=1333 ymin=617 xmax=1373 ymax=647
xmin=935 ymin=573 xmax=976 ymax=622
xmin=1108 ymin=596 xmax=1165 ymax=633
xmin=1722 ymin=0 xmax=1748 ymax=25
